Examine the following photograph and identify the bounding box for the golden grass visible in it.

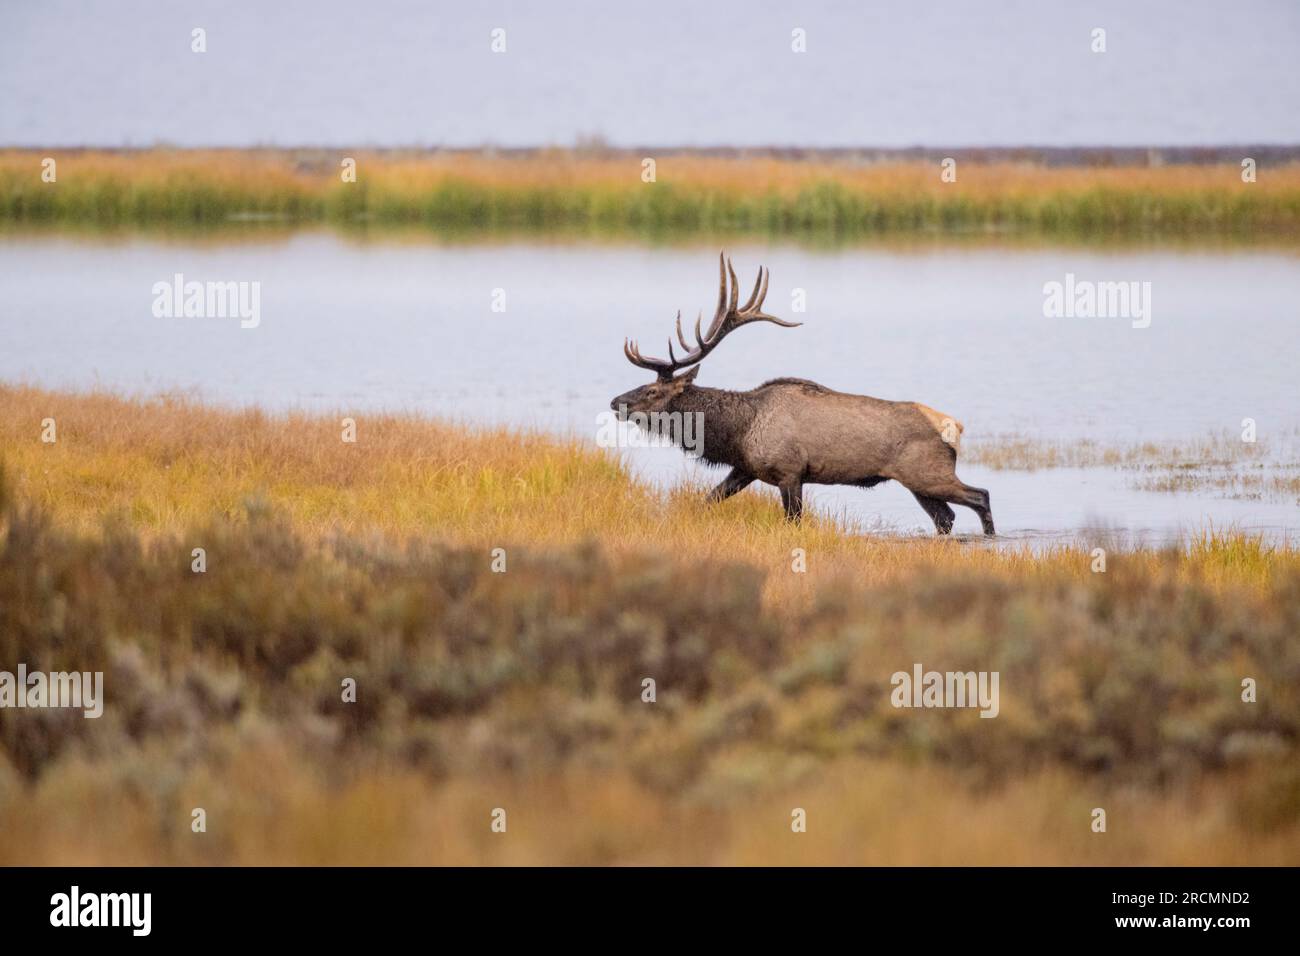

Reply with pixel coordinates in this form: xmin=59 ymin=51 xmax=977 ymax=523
xmin=3 ymin=384 xmax=1299 ymax=865
xmin=3 ymin=384 xmax=1294 ymax=599
xmin=5 ymin=749 xmax=1294 ymax=866
xmin=5 ymin=148 xmax=1300 ymax=236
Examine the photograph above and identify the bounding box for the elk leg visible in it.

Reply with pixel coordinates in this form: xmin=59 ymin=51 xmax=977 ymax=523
xmin=912 ymin=492 xmax=955 ymax=535
xmin=779 ymin=480 xmax=804 ymax=522
xmin=912 ymin=480 xmax=995 ymax=536
xmin=706 ymin=468 xmax=754 ymax=503
xmin=950 ymin=483 xmax=995 ymax=536
xmin=963 ymin=485 xmax=995 ymax=536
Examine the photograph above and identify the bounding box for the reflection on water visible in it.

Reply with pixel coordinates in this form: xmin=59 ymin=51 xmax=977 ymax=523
xmin=2 ymin=231 xmax=1297 ymax=544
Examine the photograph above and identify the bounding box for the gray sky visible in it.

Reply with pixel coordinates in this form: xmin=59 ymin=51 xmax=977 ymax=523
xmin=3 ymin=0 xmax=1298 ymax=147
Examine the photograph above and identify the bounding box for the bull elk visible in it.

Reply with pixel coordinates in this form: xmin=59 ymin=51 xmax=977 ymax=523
xmin=610 ymin=253 xmax=995 ymax=535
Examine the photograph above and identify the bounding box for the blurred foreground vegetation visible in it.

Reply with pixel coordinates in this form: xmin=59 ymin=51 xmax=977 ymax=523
xmin=1 ymin=386 xmax=1298 ymax=863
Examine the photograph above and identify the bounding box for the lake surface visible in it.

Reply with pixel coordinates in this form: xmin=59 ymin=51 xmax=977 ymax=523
xmin=2 ymin=231 xmax=1297 ymax=542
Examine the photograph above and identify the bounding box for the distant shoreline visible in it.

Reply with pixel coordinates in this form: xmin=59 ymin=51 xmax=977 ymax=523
xmin=7 ymin=143 xmax=1300 ymax=166
xmin=4 ymin=147 xmax=1299 ymax=237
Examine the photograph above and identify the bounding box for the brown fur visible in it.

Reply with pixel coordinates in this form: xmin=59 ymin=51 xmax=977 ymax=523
xmin=613 ymin=255 xmax=993 ymax=534
xmin=612 ymin=369 xmax=994 ymax=535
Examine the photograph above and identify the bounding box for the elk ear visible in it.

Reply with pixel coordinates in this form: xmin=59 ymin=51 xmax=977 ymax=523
xmin=676 ymin=365 xmax=701 ymax=385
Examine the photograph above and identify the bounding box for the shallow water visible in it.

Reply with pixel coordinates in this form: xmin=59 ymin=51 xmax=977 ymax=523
xmin=2 ymin=231 xmax=1297 ymax=544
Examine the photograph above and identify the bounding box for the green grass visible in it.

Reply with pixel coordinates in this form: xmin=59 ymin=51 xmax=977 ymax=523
xmin=6 ymin=149 xmax=1300 ymax=238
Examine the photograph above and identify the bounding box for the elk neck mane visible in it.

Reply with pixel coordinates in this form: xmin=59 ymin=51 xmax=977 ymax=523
xmin=665 ymin=384 xmax=759 ymax=466
xmin=755 ymin=377 xmax=834 ymax=393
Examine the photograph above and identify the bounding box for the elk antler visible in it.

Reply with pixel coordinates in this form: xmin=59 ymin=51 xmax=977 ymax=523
xmin=623 ymin=252 xmax=801 ymax=381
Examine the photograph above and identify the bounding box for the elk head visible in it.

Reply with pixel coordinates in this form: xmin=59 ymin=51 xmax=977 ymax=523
xmin=610 ymin=252 xmax=800 ymax=419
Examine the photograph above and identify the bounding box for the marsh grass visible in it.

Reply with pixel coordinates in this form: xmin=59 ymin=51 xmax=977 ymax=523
xmin=966 ymin=429 xmax=1285 ymax=470
xmin=4 ymin=385 xmax=1296 ymax=594
xmin=1135 ymin=467 xmax=1300 ymax=503
xmin=968 ymin=429 xmax=1300 ymax=503
xmin=2 ymin=384 xmax=1298 ymax=864
xmin=5 ymin=149 xmax=1300 ymax=237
